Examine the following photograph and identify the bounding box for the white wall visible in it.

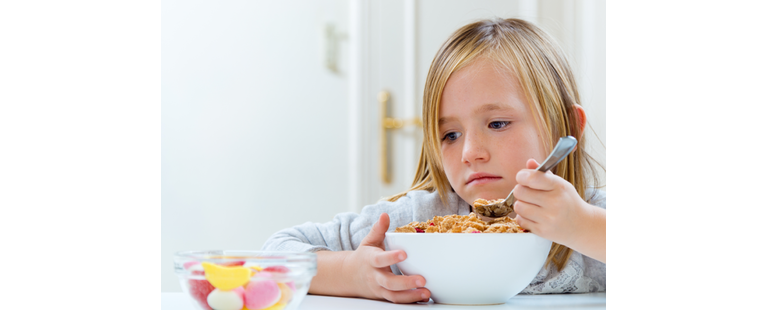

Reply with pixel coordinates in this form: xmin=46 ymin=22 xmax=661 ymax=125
xmin=538 ymin=0 xmax=607 ymax=190
xmin=161 ymin=0 xmax=350 ymax=292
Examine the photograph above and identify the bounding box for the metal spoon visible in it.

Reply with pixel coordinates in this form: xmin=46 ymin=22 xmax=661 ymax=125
xmin=473 ymin=136 xmax=578 ymax=218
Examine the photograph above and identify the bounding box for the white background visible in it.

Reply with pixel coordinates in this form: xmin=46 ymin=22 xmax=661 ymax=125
xmin=1 ymin=1 xmax=767 ymax=309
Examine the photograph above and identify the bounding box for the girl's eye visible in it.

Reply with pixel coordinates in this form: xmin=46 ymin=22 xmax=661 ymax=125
xmin=489 ymin=121 xmax=510 ymax=129
xmin=442 ymin=131 xmax=462 ymax=142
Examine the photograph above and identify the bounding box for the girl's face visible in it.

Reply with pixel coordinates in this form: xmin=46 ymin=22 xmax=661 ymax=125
xmin=438 ymin=59 xmax=548 ymax=204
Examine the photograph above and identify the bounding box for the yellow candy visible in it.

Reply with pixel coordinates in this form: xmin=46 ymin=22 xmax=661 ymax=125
xmin=241 ymin=304 xmax=286 ymax=310
xmin=249 ymin=265 xmax=264 ymax=272
xmin=276 ymin=283 xmax=293 ymax=304
xmin=262 ymin=303 xmax=287 ymax=310
xmin=202 ymin=262 xmax=251 ymax=291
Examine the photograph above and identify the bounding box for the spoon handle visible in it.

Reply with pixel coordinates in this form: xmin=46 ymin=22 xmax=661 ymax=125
xmin=536 ymin=136 xmax=578 ymax=172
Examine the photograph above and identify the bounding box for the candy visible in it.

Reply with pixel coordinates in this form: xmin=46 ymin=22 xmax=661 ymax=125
xmin=189 ymin=270 xmax=214 ymax=310
xmin=276 ymin=283 xmax=293 ymax=304
xmin=244 ymin=279 xmax=281 ymax=310
xmin=186 ymin=262 xmax=205 ymax=273
xmin=244 ymin=262 xmax=263 ymax=277
xmin=220 ymin=261 xmax=246 ymax=267
xmin=261 ymin=302 xmax=287 ymax=310
xmin=254 ymin=271 xmax=295 ymax=291
xmin=207 ymin=288 xmax=244 ymax=310
xmin=262 ymin=266 xmax=289 ymax=273
xmin=243 ymin=262 xmax=264 ymax=271
xmin=202 ymin=262 xmax=251 ymax=291
xmin=242 ymin=303 xmax=287 ymax=310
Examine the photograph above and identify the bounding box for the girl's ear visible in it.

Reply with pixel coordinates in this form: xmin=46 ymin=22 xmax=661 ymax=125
xmin=572 ymin=104 xmax=587 ymax=139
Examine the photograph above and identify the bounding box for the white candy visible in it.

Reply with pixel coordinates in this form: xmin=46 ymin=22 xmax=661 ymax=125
xmin=187 ymin=263 xmax=204 ymax=272
xmin=206 ymin=288 xmax=244 ymax=310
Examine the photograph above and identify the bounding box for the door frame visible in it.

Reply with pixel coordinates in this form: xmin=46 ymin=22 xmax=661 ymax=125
xmin=347 ymin=0 xmax=422 ymax=212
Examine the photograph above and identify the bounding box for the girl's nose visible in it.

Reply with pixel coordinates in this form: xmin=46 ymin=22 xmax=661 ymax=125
xmin=461 ymin=131 xmax=489 ymax=164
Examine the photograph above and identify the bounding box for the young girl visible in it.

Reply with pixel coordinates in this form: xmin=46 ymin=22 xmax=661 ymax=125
xmin=262 ymin=18 xmax=606 ymax=303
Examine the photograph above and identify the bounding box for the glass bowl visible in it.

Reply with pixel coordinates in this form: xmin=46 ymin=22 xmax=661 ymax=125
xmin=174 ymin=250 xmax=317 ymax=310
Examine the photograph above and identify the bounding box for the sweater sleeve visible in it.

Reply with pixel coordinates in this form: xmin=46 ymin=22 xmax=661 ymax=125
xmin=520 ymin=188 xmax=607 ymax=294
xmin=587 ymin=188 xmax=606 ymax=209
xmin=260 ymin=191 xmax=445 ymax=253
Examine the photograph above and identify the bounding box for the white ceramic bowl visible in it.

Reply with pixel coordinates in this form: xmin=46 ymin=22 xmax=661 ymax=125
xmin=384 ymin=232 xmax=552 ymax=305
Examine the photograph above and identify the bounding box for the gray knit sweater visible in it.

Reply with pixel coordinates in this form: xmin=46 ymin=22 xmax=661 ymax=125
xmin=261 ymin=189 xmax=606 ymax=294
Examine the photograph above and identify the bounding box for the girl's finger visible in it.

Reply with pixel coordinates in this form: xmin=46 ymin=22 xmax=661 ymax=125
xmin=511 ymin=184 xmax=548 ymax=207
xmin=376 ymin=271 xmax=426 ymax=291
xmin=515 ymin=214 xmax=536 ymax=232
xmin=516 ymin=169 xmax=558 ymax=191
xmin=381 ymin=287 xmax=431 ymax=304
xmin=513 ymin=200 xmax=542 ymax=223
xmin=525 ymin=158 xmax=539 ymax=170
xmin=371 ymin=250 xmax=406 ymax=268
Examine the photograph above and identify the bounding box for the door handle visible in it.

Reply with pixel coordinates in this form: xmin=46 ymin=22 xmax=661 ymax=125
xmin=379 ymin=90 xmax=422 ymax=184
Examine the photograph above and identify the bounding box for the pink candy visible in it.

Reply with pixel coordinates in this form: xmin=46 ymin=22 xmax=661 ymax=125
xmin=244 ymin=279 xmax=282 ymax=310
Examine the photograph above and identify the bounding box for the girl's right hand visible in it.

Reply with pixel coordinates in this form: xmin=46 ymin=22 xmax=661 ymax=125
xmin=342 ymin=213 xmax=431 ymax=303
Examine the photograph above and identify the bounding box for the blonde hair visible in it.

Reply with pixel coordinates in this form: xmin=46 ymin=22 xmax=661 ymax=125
xmin=387 ymin=18 xmax=604 ymax=271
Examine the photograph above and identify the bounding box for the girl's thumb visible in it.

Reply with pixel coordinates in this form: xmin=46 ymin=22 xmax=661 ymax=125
xmin=361 ymin=213 xmax=389 ymax=246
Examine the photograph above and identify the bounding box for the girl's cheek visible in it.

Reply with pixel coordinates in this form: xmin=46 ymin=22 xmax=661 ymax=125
xmin=440 ymin=148 xmax=454 ymax=165
xmin=441 ymin=156 xmax=460 ymax=184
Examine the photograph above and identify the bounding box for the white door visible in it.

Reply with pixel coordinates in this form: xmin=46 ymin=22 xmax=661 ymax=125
xmin=348 ymin=0 xmax=424 ymax=209
xmin=353 ymin=0 xmax=606 ymax=210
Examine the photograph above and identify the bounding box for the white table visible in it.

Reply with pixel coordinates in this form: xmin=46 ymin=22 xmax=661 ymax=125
xmin=162 ymin=292 xmax=606 ymax=309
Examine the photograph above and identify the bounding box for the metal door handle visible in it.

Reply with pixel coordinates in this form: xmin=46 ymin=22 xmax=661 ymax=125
xmin=379 ymin=90 xmax=422 ymax=184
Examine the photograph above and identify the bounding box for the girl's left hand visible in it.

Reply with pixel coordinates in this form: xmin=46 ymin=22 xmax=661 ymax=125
xmin=512 ymin=158 xmax=589 ymax=247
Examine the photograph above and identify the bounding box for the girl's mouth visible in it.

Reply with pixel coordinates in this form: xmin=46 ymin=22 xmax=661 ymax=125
xmin=466 ymin=176 xmax=502 ymax=186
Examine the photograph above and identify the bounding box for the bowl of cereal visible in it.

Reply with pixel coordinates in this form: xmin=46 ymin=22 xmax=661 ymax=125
xmin=174 ymin=250 xmax=316 ymax=310
xmin=384 ymin=213 xmax=552 ymax=305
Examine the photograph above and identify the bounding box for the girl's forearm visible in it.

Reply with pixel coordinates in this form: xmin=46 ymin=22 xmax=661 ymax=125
xmin=568 ymin=203 xmax=606 ymax=263
xmin=308 ymin=250 xmax=356 ymax=297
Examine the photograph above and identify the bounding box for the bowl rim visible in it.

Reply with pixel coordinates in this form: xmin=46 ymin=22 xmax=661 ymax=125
xmin=174 ymin=250 xmax=317 ymax=277
xmin=384 ymin=231 xmax=542 ymax=236
xmin=173 ymin=250 xmax=317 ymax=260
xmin=174 ymin=250 xmax=317 ymax=262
